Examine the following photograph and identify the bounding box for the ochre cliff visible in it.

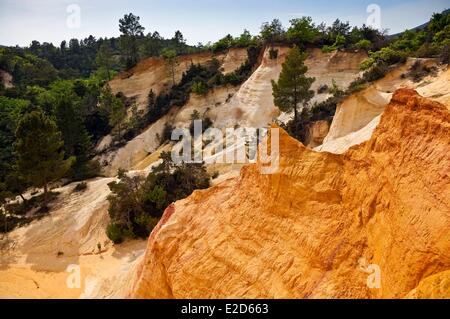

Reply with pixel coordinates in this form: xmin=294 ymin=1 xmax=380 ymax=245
xmin=130 ymin=89 xmax=450 ymax=299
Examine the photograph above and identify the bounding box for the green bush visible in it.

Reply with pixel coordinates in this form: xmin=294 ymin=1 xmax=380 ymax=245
xmin=360 ymin=47 xmax=407 ymax=70
xmin=440 ymin=44 xmax=450 ymax=64
xmin=211 ymin=171 xmax=220 ymax=179
xmin=269 ymin=48 xmax=279 ymax=59
xmin=346 ymin=78 xmax=368 ymax=94
xmin=403 ymin=60 xmax=437 ymax=82
xmin=106 ymin=223 xmax=125 ymax=244
xmin=321 ymin=45 xmax=335 ymax=53
xmin=362 ymin=62 xmax=389 ymax=82
xmin=106 ymin=154 xmax=212 ymax=243
xmin=74 ymin=182 xmax=88 ymax=192
xmin=355 ymin=39 xmax=372 ymax=50
xmin=159 ymin=122 xmax=175 ymax=145
xmin=317 ymin=84 xmax=329 ymax=94
xmin=415 ymin=43 xmax=439 ymax=58
xmin=191 ymin=81 xmax=208 ymax=95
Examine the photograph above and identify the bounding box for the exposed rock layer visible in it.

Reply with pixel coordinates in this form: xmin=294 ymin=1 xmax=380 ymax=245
xmin=317 ymin=60 xmax=450 ymax=154
xmin=131 ymin=89 xmax=450 ymax=299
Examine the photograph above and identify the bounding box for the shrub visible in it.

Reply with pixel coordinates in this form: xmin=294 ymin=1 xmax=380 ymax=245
xmin=362 ymin=62 xmax=389 ymax=82
xmin=321 ymin=45 xmax=335 ymax=53
xmin=440 ymin=44 xmax=450 ymax=64
xmin=355 ymin=39 xmax=372 ymax=51
xmin=211 ymin=171 xmax=220 ymax=179
xmin=415 ymin=43 xmax=439 ymax=58
xmin=191 ymin=81 xmax=208 ymax=95
xmin=329 ymin=79 xmax=344 ymax=97
xmin=160 ymin=122 xmax=175 ymax=145
xmin=403 ymin=60 xmax=437 ymax=82
xmin=74 ymin=182 xmax=88 ymax=192
xmin=1 ymin=191 xmax=59 ymax=233
xmin=360 ymin=47 xmax=406 ymax=70
xmin=346 ymin=77 xmax=368 ymax=94
xmin=310 ymin=96 xmax=342 ymax=122
xmin=317 ymin=84 xmax=329 ymax=94
xmin=269 ymin=48 xmax=279 ymax=59
xmin=280 ymin=109 xmax=311 ymax=142
xmin=0 ymin=210 xmax=31 ymax=234
xmin=211 ymin=35 xmax=235 ymax=53
xmin=106 ymin=223 xmax=125 ymax=244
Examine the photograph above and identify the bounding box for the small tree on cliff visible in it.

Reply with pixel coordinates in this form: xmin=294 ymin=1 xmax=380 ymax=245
xmin=271 ymin=46 xmax=315 ymax=122
xmin=15 ymin=111 xmax=74 ymax=204
xmin=96 ymin=42 xmax=114 ymax=80
xmin=162 ymin=48 xmax=178 ymax=85
xmin=119 ymin=13 xmax=145 ymax=68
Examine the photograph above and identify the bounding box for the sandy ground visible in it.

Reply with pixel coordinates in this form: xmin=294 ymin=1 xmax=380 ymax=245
xmin=0 ymin=240 xmax=145 ymax=299
xmin=0 ymin=177 xmax=147 ymax=299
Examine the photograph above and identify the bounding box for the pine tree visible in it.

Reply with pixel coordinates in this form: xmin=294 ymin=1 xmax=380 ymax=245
xmin=96 ymin=42 xmax=114 ymax=80
xmin=52 ymin=86 xmax=93 ymax=180
xmin=161 ymin=48 xmax=178 ymax=85
xmin=15 ymin=111 xmax=74 ymax=204
xmin=271 ymin=46 xmax=315 ymax=122
xmin=119 ymin=13 xmax=145 ymax=68
xmin=99 ymin=86 xmax=126 ymax=140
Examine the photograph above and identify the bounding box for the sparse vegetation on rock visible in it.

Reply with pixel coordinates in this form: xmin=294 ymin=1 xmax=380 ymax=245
xmin=106 ymin=153 xmax=211 ymax=243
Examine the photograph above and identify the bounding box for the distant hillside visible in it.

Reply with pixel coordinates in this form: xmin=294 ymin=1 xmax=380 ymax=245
xmin=390 ymin=8 xmax=449 ymax=38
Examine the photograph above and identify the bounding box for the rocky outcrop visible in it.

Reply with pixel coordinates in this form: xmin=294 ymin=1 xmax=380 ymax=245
xmin=0 ymin=70 xmax=13 ymax=89
xmin=108 ymin=48 xmax=249 ymax=111
xmin=317 ymin=60 xmax=450 ymax=154
xmin=306 ymin=120 xmax=330 ymax=148
xmin=130 ymin=89 xmax=450 ymax=299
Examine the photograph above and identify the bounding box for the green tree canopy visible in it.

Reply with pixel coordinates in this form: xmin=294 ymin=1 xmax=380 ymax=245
xmin=287 ymin=17 xmax=318 ymax=46
xmin=96 ymin=42 xmax=114 ymax=80
xmin=15 ymin=111 xmax=74 ymax=203
xmin=119 ymin=13 xmax=145 ymax=69
xmin=99 ymin=85 xmax=127 ymax=139
xmin=260 ymin=19 xmax=285 ymax=48
xmin=161 ymin=48 xmax=178 ymax=85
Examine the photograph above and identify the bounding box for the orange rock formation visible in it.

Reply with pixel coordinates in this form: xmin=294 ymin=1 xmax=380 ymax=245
xmin=130 ymin=89 xmax=450 ymax=299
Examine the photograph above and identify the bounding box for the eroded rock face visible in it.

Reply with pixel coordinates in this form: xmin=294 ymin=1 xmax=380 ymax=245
xmin=306 ymin=120 xmax=330 ymax=148
xmin=130 ymin=89 xmax=450 ymax=299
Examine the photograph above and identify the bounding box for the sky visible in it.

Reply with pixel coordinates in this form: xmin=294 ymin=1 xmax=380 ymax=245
xmin=0 ymin=0 xmax=448 ymax=47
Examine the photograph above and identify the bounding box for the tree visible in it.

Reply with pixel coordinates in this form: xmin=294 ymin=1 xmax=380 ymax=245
xmin=172 ymin=30 xmax=186 ymax=54
xmin=260 ymin=19 xmax=285 ymax=49
xmin=5 ymin=169 xmax=28 ymax=203
xmin=105 ymin=153 xmax=211 ymax=243
xmin=161 ymin=48 xmax=178 ymax=85
xmin=326 ymin=19 xmax=351 ymax=45
xmin=235 ymin=29 xmax=254 ymax=47
xmin=142 ymin=31 xmax=163 ymax=57
xmin=271 ymin=46 xmax=315 ymax=122
xmin=96 ymin=42 xmax=114 ymax=80
xmin=119 ymin=13 xmax=145 ymax=68
xmin=0 ymin=96 xmax=30 ymax=184
xmin=99 ymin=86 xmax=126 ymax=140
xmin=15 ymin=111 xmax=74 ymax=204
xmin=287 ymin=17 xmax=318 ymax=46
xmin=53 ymin=91 xmax=93 ymax=180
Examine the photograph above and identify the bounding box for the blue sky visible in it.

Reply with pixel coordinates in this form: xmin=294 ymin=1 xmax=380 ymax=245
xmin=0 ymin=0 xmax=448 ymax=47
